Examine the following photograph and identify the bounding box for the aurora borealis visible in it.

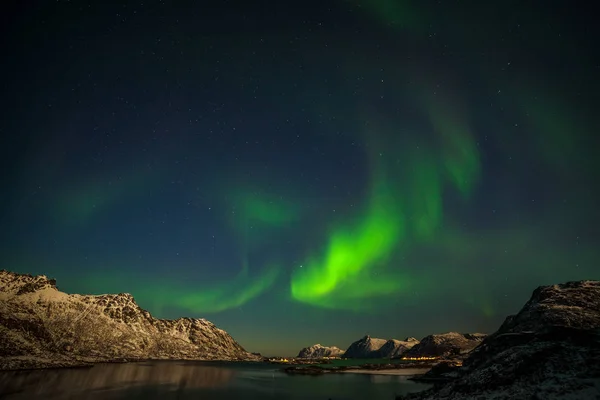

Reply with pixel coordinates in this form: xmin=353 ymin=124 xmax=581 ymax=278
xmin=2 ymin=1 xmax=598 ymax=356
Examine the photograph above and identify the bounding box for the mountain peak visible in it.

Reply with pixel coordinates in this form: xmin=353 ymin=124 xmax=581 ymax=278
xmin=0 ymin=270 xmax=260 ymax=370
xmin=0 ymin=270 xmax=58 ymax=297
xmin=343 ymin=335 xmax=389 ymax=358
xmin=296 ymin=344 xmax=344 ymax=358
xmin=403 ymin=332 xmax=486 ymax=358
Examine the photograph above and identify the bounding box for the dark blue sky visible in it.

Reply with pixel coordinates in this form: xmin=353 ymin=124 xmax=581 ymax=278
xmin=1 ymin=0 xmax=598 ymax=356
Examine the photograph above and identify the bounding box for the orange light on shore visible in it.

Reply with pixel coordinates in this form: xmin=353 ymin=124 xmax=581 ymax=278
xmin=401 ymin=356 xmax=438 ymax=361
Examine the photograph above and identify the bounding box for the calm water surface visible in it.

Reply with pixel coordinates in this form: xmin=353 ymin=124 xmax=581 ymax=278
xmin=0 ymin=361 xmax=431 ymax=400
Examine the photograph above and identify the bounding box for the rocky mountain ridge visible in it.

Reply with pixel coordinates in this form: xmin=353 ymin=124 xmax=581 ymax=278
xmin=375 ymin=337 xmax=420 ymax=358
xmin=341 ymin=332 xmax=485 ymax=360
xmin=343 ymin=335 xmax=420 ymax=358
xmin=401 ymin=280 xmax=600 ymax=400
xmin=342 ymin=335 xmax=389 ymax=358
xmin=402 ymin=332 xmax=486 ymax=358
xmin=296 ymin=344 xmax=345 ymax=358
xmin=0 ymin=270 xmax=259 ymax=370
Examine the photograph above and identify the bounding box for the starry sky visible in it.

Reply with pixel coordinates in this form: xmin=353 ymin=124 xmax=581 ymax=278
xmin=1 ymin=0 xmax=599 ymax=356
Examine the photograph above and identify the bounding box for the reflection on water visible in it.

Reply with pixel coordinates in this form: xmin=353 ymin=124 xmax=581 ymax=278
xmin=0 ymin=361 xmax=430 ymax=400
xmin=0 ymin=362 xmax=233 ymax=399
xmin=369 ymin=375 xmax=401 ymax=383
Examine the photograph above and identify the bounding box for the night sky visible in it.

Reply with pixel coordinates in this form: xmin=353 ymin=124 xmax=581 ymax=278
xmin=2 ymin=0 xmax=599 ymax=356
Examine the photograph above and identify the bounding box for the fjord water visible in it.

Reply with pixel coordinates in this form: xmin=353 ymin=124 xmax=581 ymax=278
xmin=0 ymin=361 xmax=430 ymax=400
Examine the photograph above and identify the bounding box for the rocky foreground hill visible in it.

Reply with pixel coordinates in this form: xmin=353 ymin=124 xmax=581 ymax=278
xmin=0 ymin=270 xmax=260 ymax=370
xmin=400 ymin=280 xmax=600 ymax=400
xmin=296 ymin=344 xmax=345 ymax=358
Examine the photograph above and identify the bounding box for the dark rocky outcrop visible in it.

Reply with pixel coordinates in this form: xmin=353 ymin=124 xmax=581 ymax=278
xmin=402 ymin=332 xmax=486 ymax=358
xmin=296 ymin=344 xmax=344 ymax=358
xmin=0 ymin=270 xmax=260 ymax=370
xmin=400 ymin=280 xmax=600 ymax=400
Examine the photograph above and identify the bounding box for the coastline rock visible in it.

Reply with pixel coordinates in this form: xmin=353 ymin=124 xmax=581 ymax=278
xmin=410 ymin=360 xmax=463 ymax=383
xmin=297 ymin=344 xmax=344 ymax=358
xmin=399 ymin=280 xmax=600 ymax=400
xmin=402 ymin=332 xmax=486 ymax=358
xmin=0 ymin=270 xmax=260 ymax=370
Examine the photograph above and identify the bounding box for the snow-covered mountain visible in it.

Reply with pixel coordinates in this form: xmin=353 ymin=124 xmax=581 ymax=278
xmin=342 ymin=335 xmax=389 ymax=358
xmin=402 ymin=332 xmax=486 ymax=358
xmin=342 ymin=335 xmax=419 ymax=358
xmin=342 ymin=332 xmax=482 ymax=360
xmin=0 ymin=270 xmax=260 ymax=370
xmin=375 ymin=337 xmax=420 ymax=358
xmin=296 ymin=344 xmax=345 ymax=358
xmin=400 ymin=280 xmax=600 ymax=400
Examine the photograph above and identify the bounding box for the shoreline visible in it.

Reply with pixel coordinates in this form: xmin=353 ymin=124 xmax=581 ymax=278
xmin=0 ymin=357 xmax=262 ymax=373
xmin=282 ymin=362 xmax=437 ymax=376
xmin=341 ymin=368 xmax=431 ymax=376
xmin=0 ymin=358 xmax=435 ymax=376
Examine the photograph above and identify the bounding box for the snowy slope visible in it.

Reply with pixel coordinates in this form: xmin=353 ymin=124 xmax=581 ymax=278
xmin=342 ymin=335 xmax=390 ymax=358
xmin=376 ymin=337 xmax=420 ymax=358
xmin=0 ymin=270 xmax=260 ymax=370
xmin=402 ymin=332 xmax=486 ymax=358
xmin=296 ymin=344 xmax=345 ymax=358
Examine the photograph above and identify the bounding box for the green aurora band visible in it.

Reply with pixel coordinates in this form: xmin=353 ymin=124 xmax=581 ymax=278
xmin=291 ymin=89 xmax=481 ymax=310
xmin=228 ymin=188 xmax=300 ymax=232
xmin=219 ymin=184 xmax=303 ymax=256
xmin=172 ymin=263 xmax=279 ymax=313
xmin=73 ymin=262 xmax=279 ymax=315
xmin=290 ymin=170 xmax=407 ymax=309
xmin=61 ymin=187 xmax=295 ymax=315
